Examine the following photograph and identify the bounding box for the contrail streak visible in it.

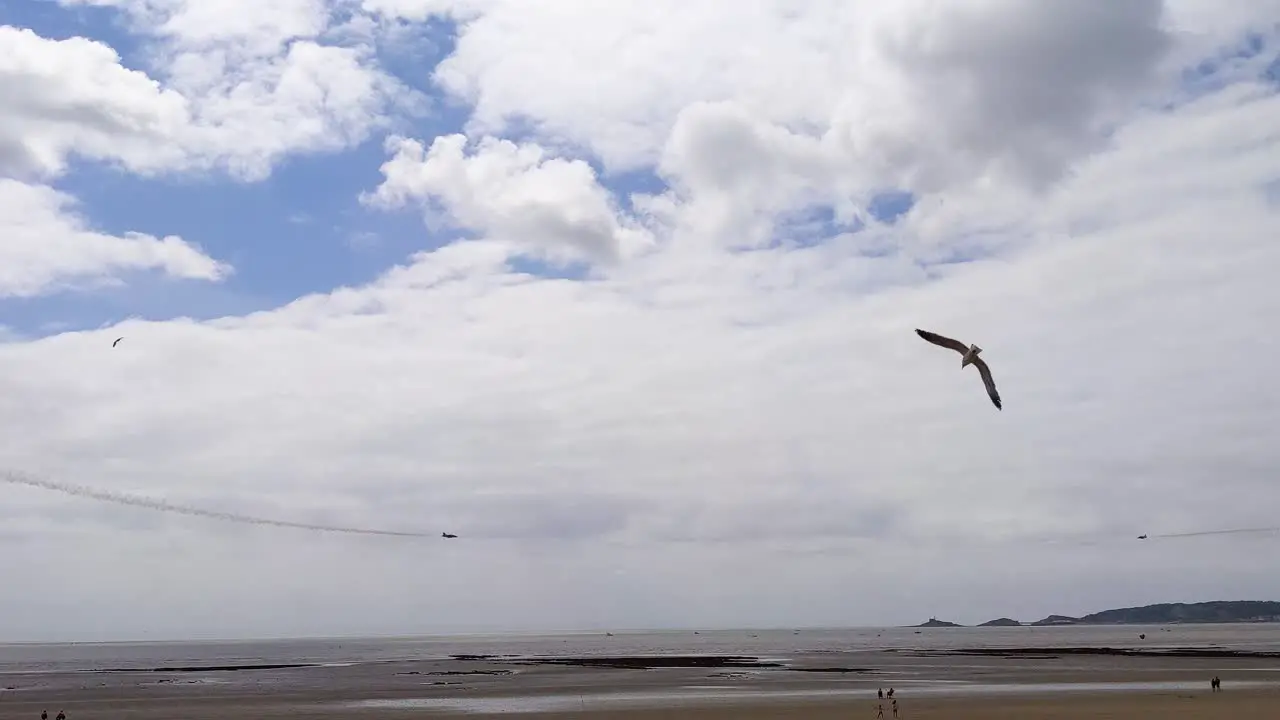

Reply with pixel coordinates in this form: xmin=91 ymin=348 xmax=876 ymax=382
xmin=1056 ymin=526 xmax=1280 ymax=545
xmin=2 ymin=471 xmax=438 ymax=539
xmin=1152 ymin=526 xmax=1280 ymax=539
xmin=994 ymin=525 xmax=1280 ymax=548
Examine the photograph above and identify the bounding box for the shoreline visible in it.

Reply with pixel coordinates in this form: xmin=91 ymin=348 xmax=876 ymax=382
xmin=10 ymin=644 xmax=1279 ymax=676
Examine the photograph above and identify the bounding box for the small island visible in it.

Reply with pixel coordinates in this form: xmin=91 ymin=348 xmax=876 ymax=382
xmin=913 ymin=601 xmax=1280 ymax=628
xmin=913 ymin=617 xmax=963 ymax=628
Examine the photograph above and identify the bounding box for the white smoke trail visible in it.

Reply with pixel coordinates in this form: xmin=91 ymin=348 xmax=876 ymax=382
xmin=998 ymin=525 xmax=1280 ymax=548
xmin=1 ymin=471 xmax=439 ymax=539
xmin=1050 ymin=526 xmax=1280 ymax=545
xmin=1152 ymin=526 xmax=1280 ymax=539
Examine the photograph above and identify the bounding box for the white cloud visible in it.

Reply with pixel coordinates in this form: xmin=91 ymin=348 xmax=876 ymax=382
xmin=171 ymin=37 xmax=419 ymax=180
xmin=2 ymin=1 xmax=1280 ymax=639
xmin=1 ymin=0 xmax=424 ymax=182
xmin=0 ymin=179 xmax=230 ymax=297
xmin=363 ymin=134 xmax=654 ymax=263
xmin=6 ymin=73 xmax=1280 ymax=635
xmin=0 ymin=26 xmax=190 ymax=179
xmin=66 ymin=0 xmax=332 ymax=56
xmin=361 ymin=0 xmax=1199 ymax=250
xmin=1162 ymin=0 xmax=1280 ymax=58
xmin=374 ymin=0 xmax=1173 ymax=192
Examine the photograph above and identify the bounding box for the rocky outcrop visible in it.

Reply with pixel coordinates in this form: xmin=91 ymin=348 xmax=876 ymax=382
xmin=913 ymin=617 xmax=963 ymax=628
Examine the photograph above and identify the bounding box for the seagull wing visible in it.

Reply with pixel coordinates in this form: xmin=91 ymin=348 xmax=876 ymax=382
xmin=112 ymin=337 xmax=123 ymax=347
xmin=915 ymin=328 xmax=969 ymax=355
xmin=972 ymin=356 xmax=1002 ymax=410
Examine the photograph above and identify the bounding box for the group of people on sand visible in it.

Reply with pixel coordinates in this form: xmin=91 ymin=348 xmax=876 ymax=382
xmin=875 ymin=687 xmax=900 ymax=718
xmin=40 ymin=711 xmax=66 ymax=720
xmin=1211 ymin=675 xmax=1223 ymax=692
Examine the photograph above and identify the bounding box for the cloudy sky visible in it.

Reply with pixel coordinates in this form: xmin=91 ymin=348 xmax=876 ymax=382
xmin=1 ymin=0 xmax=1279 ymax=642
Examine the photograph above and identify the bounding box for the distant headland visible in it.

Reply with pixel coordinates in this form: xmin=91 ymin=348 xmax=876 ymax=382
xmin=912 ymin=601 xmax=1280 ymax=628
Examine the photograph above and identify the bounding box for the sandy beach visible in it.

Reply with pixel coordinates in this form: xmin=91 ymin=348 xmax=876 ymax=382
xmin=3 ymin=635 xmax=1280 ymax=719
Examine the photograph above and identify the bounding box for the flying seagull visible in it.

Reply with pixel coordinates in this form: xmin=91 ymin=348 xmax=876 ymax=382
xmin=915 ymin=328 xmax=1002 ymax=410
xmin=441 ymin=532 xmax=458 ymax=539
xmin=112 ymin=337 xmax=124 ymax=348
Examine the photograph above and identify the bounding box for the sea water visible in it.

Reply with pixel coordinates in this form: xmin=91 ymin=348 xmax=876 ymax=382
xmin=4 ymin=623 xmax=1280 ymax=675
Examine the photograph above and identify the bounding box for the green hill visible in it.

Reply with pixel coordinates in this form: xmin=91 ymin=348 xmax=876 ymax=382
xmin=1076 ymin=601 xmax=1280 ymax=625
xmin=940 ymin=601 xmax=1280 ymax=628
xmin=1022 ymin=601 xmax=1280 ymax=626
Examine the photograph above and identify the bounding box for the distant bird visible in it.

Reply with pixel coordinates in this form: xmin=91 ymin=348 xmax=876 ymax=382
xmin=112 ymin=337 xmax=124 ymax=348
xmin=441 ymin=532 xmax=457 ymax=539
xmin=1137 ymin=535 xmax=1148 ymax=540
xmin=915 ymin=328 xmax=1002 ymax=410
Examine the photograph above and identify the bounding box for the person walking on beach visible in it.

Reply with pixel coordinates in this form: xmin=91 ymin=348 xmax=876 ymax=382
xmin=891 ymin=697 xmax=900 ymax=718
xmin=40 ymin=711 xmax=46 ymax=720
xmin=878 ymin=688 xmax=884 ymax=699
xmin=876 ymin=702 xmax=884 ymax=718
xmin=54 ymin=712 xmax=65 ymax=720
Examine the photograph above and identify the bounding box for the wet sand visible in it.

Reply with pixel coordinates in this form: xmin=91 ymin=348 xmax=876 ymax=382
xmin=533 ymin=690 xmax=1280 ymax=719
xmin=1 ymin=647 xmax=1278 ymax=719
xmin=3 ymin=690 xmax=1277 ymax=720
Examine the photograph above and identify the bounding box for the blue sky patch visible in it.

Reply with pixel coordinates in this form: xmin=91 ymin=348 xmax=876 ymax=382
xmin=508 ymin=256 xmax=591 ymax=281
xmin=1263 ymin=53 xmax=1280 ymax=87
xmin=762 ymin=205 xmax=864 ymax=251
xmin=867 ymin=190 xmax=916 ymax=225
xmin=1179 ymin=31 xmax=1275 ymax=98
xmin=4 ymin=0 xmax=139 ymax=64
xmin=606 ymin=168 xmax=668 ymax=215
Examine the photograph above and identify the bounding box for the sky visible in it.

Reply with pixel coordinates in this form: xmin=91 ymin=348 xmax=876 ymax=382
xmin=1 ymin=0 xmax=1279 ymax=642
